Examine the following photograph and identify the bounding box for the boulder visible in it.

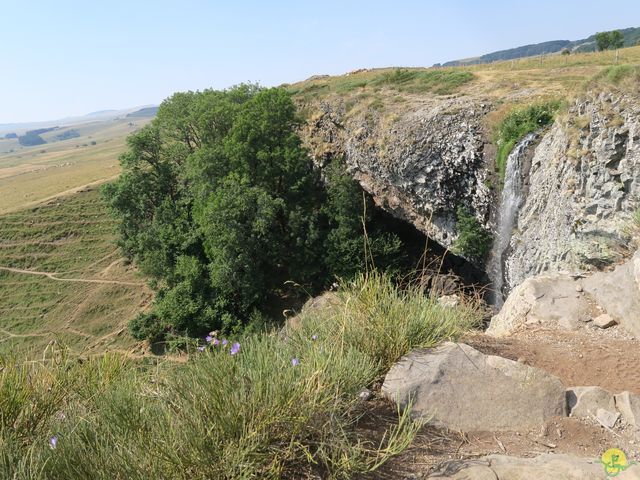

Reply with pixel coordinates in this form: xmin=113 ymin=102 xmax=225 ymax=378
xmin=593 ymin=313 xmax=617 ymax=329
xmin=428 ymin=453 xmax=640 ymax=479
xmin=381 ymin=342 xmax=566 ymax=431
xmin=488 ymin=274 xmax=591 ymax=337
xmin=615 ymin=391 xmax=640 ymax=427
xmin=583 ymin=251 xmax=640 ymax=336
xmin=567 ymin=386 xmax=616 ymax=419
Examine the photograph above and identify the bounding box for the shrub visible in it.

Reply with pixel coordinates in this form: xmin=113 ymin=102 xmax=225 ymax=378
xmin=452 ymin=206 xmax=492 ymax=261
xmin=494 ymin=100 xmax=561 ymax=181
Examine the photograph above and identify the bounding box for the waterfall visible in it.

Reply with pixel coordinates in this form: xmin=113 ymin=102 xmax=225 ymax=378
xmin=487 ymin=133 xmax=537 ymax=307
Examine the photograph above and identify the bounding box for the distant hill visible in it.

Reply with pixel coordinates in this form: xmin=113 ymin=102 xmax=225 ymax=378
xmin=441 ymin=27 xmax=640 ymax=67
xmin=126 ymin=106 xmax=159 ymax=118
xmin=0 ymin=105 xmax=158 ymax=134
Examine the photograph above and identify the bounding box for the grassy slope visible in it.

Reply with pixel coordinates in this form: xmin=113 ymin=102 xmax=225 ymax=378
xmin=0 ymin=188 xmax=151 ymax=359
xmin=289 ymin=45 xmax=640 ymax=119
xmin=0 ymin=117 xmax=152 ymax=214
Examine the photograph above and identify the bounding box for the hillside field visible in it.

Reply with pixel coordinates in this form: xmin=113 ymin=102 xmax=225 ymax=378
xmin=0 ymin=116 xmax=152 ymax=214
xmin=0 ymin=188 xmax=151 ymax=359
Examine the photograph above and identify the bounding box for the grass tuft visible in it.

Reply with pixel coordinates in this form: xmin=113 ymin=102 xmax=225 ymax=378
xmin=0 ymin=272 xmax=481 ymax=479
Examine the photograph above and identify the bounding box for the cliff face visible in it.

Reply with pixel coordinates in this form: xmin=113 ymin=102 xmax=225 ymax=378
xmin=299 ymin=86 xmax=640 ymax=291
xmin=506 ymin=91 xmax=640 ymax=289
xmin=301 ymin=96 xmax=494 ymax=251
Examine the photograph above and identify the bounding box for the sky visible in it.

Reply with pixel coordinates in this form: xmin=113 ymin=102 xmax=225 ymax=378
xmin=1 ymin=0 xmax=639 ymax=123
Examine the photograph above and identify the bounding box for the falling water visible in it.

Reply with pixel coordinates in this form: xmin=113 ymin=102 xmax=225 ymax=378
xmin=487 ymin=133 xmax=537 ymax=307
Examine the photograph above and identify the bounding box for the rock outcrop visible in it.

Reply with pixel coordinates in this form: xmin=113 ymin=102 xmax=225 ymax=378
xmin=301 ymin=96 xmax=493 ymax=252
xmin=381 ymin=342 xmax=566 ymax=431
xmin=300 ymin=88 xmax=640 ymax=290
xmin=505 ymin=91 xmax=640 ymax=290
xmin=489 ymin=250 xmax=640 ymax=337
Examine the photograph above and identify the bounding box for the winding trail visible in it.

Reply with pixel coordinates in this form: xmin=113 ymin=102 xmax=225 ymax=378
xmin=0 ymin=266 xmax=144 ymax=287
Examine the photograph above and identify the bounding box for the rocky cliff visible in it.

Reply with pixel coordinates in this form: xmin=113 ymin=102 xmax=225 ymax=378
xmin=505 ymin=90 xmax=640 ymax=289
xmin=298 ymin=83 xmax=640 ymax=295
xmin=300 ymin=95 xmax=494 ymax=252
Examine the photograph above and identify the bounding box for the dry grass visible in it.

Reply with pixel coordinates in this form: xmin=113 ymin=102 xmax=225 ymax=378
xmin=0 ymin=117 xmax=152 ymax=214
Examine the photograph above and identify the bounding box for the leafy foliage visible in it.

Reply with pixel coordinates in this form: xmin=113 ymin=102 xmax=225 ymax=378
xmin=452 ymin=206 xmax=492 ymax=261
xmin=494 ymin=100 xmax=562 ymax=181
xmin=595 ymin=30 xmax=625 ymax=51
xmin=104 ymin=85 xmax=407 ymax=339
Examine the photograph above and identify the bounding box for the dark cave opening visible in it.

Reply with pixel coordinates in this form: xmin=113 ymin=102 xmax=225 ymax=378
xmin=371 ymin=206 xmax=491 ymax=296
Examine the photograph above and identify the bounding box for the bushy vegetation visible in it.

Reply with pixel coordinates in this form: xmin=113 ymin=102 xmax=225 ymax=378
xmin=494 ymin=100 xmax=562 ymax=181
xmin=0 ymin=273 xmax=481 ymax=479
xmin=452 ymin=206 xmax=492 ymax=261
xmin=595 ymin=30 xmax=624 ymax=51
xmin=104 ymin=85 xmax=410 ymax=341
xmin=288 ymin=68 xmax=474 ymax=102
xmin=370 ymin=69 xmax=475 ymax=94
xmin=592 ymin=64 xmax=640 ymax=86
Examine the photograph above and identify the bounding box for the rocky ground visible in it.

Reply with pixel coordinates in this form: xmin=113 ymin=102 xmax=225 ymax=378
xmin=362 ymin=251 xmax=640 ymax=479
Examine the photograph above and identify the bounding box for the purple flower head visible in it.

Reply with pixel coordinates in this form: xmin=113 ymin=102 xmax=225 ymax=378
xmin=291 ymin=358 xmax=299 ymax=367
xmin=230 ymin=342 xmax=240 ymax=355
xmin=49 ymin=436 xmax=58 ymax=449
xmin=197 ymin=346 xmax=205 ymax=352
xmin=222 ymin=339 xmax=228 ymax=347
xmin=205 ymin=335 xmax=213 ymax=343
xmin=212 ymin=338 xmax=220 ymax=347
xmin=311 ymin=335 xmax=318 ymax=341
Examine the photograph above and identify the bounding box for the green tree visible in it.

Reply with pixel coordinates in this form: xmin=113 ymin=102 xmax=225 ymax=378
xmin=105 ymin=85 xmax=408 ymax=340
xmin=452 ymin=206 xmax=492 ymax=261
xmin=596 ymin=30 xmax=624 ymax=51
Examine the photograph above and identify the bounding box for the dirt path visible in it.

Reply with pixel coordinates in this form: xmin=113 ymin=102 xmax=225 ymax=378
xmin=0 ymin=266 xmax=144 ymax=286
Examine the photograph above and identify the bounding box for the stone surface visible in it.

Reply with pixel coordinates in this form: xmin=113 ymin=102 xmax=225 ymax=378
xmin=381 ymin=342 xmax=566 ymax=431
xmin=596 ymin=408 xmax=620 ymax=429
xmin=488 ymin=274 xmax=590 ymax=337
xmin=567 ymin=386 xmax=616 ymax=419
xmin=300 ymin=96 xmax=493 ymax=259
xmin=593 ymin=313 xmax=617 ymax=329
xmin=584 ymin=251 xmax=640 ymax=336
xmin=505 ymin=92 xmax=640 ymax=292
xmin=615 ymin=391 xmax=640 ymax=427
xmin=428 ymin=453 xmax=640 ymax=479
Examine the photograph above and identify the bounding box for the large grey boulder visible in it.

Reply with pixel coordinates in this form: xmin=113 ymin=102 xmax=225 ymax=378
xmin=487 ymin=274 xmax=590 ymax=337
xmin=381 ymin=342 xmax=566 ymax=431
xmin=428 ymin=453 xmax=640 ymax=479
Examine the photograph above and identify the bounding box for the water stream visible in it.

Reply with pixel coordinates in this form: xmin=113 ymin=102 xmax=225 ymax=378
xmin=487 ymin=133 xmax=537 ymax=307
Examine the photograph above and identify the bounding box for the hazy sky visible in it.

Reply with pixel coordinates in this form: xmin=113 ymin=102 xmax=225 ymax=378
xmin=2 ymin=0 xmax=639 ymax=123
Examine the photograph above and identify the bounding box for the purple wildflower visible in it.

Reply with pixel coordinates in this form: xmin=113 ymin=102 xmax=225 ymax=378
xmin=222 ymin=339 xmax=228 ymax=347
xmin=49 ymin=436 xmax=58 ymax=449
xmin=197 ymin=346 xmax=205 ymax=352
xmin=212 ymin=338 xmax=220 ymax=347
xmin=230 ymin=342 xmax=241 ymax=355
xmin=291 ymin=358 xmax=299 ymax=367
xmin=311 ymin=335 xmax=318 ymax=341
xmin=205 ymin=335 xmax=213 ymax=343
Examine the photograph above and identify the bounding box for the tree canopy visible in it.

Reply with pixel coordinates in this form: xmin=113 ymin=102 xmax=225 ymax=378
xmin=104 ymin=85 xmax=407 ymax=340
xmin=595 ymin=30 xmax=624 ymax=51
